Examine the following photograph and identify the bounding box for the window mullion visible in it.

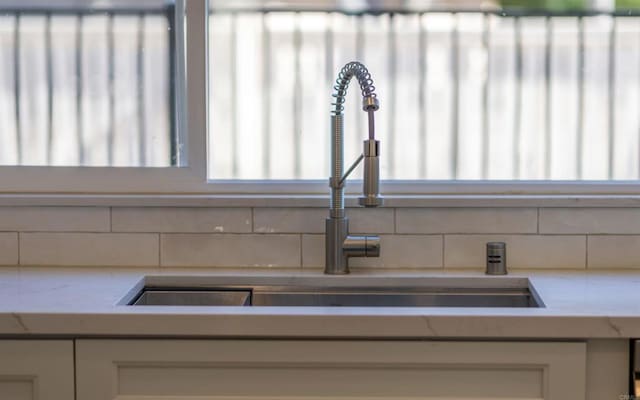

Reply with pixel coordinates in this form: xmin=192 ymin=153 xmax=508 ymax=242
xmin=183 ymin=0 xmax=209 ymax=182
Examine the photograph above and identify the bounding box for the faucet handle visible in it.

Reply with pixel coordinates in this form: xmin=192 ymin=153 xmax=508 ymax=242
xmin=344 ymin=235 xmax=381 ymax=258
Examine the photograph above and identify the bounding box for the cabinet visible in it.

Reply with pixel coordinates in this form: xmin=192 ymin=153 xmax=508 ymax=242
xmin=0 ymin=340 xmax=74 ymax=400
xmin=76 ymin=340 xmax=586 ymax=400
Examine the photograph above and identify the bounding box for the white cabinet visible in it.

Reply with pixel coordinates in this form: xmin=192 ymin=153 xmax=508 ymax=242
xmin=0 ymin=340 xmax=74 ymax=400
xmin=76 ymin=340 xmax=586 ymax=400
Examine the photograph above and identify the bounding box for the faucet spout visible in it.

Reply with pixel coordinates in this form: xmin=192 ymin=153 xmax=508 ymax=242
xmin=360 ymin=138 xmax=383 ymax=208
xmin=325 ymin=61 xmax=383 ymax=275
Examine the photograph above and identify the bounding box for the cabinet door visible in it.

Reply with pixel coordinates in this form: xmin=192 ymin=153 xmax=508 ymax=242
xmin=77 ymin=340 xmax=586 ymax=400
xmin=0 ymin=340 xmax=74 ymax=400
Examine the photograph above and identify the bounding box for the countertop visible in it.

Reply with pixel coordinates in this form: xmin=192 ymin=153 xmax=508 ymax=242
xmin=1 ymin=267 xmax=639 ymax=339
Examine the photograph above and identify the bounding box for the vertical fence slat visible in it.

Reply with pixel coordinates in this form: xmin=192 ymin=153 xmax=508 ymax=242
xmin=513 ymin=16 xmax=522 ymax=180
xmin=325 ymin=13 xmax=334 ymax=91
xmin=608 ymin=16 xmax=616 ymax=179
xmin=544 ymin=16 xmax=552 ymax=179
xmin=293 ymin=12 xmax=302 ymax=179
xmin=418 ymin=13 xmax=428 ymax=178
xmin=13 ymin=13 xmax=21 ymax=165
xmin=107 ymin=12 xmax=115 ymax=166
xmin=388 ymin=13 xmax=397 ymax=178
xmin=76 ymin=13 xmax=84 ymax=165
xmin=577 ymin=16 xmax=585 ymax=179
xmin=324 ymin=13 xmax=334 ymax=176
xmin=325 ymin=13 xmax=334 ymax=97
xmin=451 ymin=13 xmax=459 ymax=179
xmin=262 ymin=12 xmax=271 ymax=178
xmin=46 ymin=12 xmax=54 ymax=165
xmin=137 ymin=13 xmax=146 ymax=167
xmin=355 ymin=14 xmax=364 ymax=151
xmin=230 ymin=13 xmax=238 ymax=177
xmin=482 ymin=13 xmax=490 ymax=179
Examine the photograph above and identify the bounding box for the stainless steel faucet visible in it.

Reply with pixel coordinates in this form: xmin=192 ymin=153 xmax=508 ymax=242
xmin=325 ymin=62 xmax=383 ymax=275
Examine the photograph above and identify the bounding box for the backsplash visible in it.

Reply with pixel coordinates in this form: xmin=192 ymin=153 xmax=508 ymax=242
xmin=0 ymin=206 xmax=638 ymax=269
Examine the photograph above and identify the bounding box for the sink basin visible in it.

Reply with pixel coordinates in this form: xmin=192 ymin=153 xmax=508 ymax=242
xmin=126 ymin=279 xmax=543 ymax=308
xmin=134 ymin=290 xmax=251 ymax=306
xmin=250 ymin=288 xmax=537 ymax=307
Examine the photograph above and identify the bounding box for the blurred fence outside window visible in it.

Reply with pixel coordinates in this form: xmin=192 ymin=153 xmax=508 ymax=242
xmin=0 ymin=3 xmax=176 ymax=167
xmin=2 ymin=1 xmax=640 ymax=182
xmin=209 ymin=8 xmax=640 ymax=181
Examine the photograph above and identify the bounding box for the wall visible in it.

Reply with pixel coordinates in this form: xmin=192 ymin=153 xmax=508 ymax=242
xmin=0 ymin=206 xmax=637 ymax=269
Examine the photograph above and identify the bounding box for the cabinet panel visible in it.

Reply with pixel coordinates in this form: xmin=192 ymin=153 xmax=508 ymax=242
xmin=77 ymin=340 xmax=586 ymax=400
xmin=0 ymin=381 xmax=33 ymax=400
xmin=0 ymin=340 xmax=74 ymax=400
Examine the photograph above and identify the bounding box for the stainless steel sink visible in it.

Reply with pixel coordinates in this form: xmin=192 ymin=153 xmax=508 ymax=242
xmin=127 ymin=280 xmax=543 ymax=308
xmin=134 ymin=290 xmax=251 ymax=306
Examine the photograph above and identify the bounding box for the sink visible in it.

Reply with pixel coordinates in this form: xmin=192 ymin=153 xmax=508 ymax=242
xmin=126 ymin=278 xmax=543 ymax=308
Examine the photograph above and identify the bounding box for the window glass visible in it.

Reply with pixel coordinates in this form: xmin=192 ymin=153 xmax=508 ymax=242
xmin=208 ymin=0 xmax=640 ymax=180
xmin=0 ymin=0 xmax=179 ymax=167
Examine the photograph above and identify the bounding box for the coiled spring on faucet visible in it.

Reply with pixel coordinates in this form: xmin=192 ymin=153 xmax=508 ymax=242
xmin=332 ymin=61 xmax=377 ymax=116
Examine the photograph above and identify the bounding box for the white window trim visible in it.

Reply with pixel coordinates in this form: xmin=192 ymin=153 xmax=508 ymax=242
xmin=1 ymin=0 xmax=640 ymax=205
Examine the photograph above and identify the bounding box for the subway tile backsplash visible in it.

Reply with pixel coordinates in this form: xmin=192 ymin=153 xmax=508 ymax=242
xmin=1 ymin=206 xmax=639 ymax=269
xmin=539 ymin=208 xmax=640 ymax=234
xmin=587 ymin=235 xmax=640 ymax=269
xmin=20 ymin=232 xmax=159 ymax=267
xmin=161 ymin=234 xmax=301 ymax=267
xmin=112 ymin=207 xmax=252 ymax=233
xmin=396 ymin=208 xmax=538 ymax=234
xmin=0 ymin=233 xmax=18 ymax=266
xmin=0 ymin=207 xmax=110 ymax=232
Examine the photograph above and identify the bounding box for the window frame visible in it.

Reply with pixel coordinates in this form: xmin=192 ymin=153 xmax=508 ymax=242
xmin=0 ymin=0 xmax=208 ymax=194
xmin=2 ymin=0 xmax=640 ymax=199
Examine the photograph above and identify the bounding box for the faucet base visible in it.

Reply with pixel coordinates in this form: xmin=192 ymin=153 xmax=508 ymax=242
xmin=325 ymin=217 xmax=350 ymax=275
xmin=324 ymin=217 xmax=381 ymax=275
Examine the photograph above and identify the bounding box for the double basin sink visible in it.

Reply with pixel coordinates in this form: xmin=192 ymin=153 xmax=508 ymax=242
xmin=125 ymin=277 xmax=543 ymax=308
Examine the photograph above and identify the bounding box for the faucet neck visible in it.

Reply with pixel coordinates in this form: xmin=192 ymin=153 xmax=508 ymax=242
xmin=329 ymin=62 xmax=383 ymax=215
xmin=332 ymin=61 xmax=379 ymax=118
xmin=330 ymin=114 xmax=345 ymax=216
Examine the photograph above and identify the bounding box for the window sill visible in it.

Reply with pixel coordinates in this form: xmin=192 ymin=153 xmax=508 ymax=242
xmin=1 ymin=193 xmax=640 ymax=208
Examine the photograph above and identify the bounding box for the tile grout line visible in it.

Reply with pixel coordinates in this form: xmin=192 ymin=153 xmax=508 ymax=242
xmin=109 ymin=207 xmax=113 ymax=232
xmin=158 ymin=233 xmax=162 ymax=268
xmin=16 ymin=232 xmax=20 ymax=266
xmin=251 ymin=207 xmax=255 ymax=233
xmin=585 ymin=234 xmax=589 ymax=270
xmin=441 ymin=233 xmax=445 ymax=269
xmin=536 ymin=207 xmax=540 ymax=234
xmin=393 ymin=208 xmax=397 ymax=234
xmin=72 ymin=340 xmax=78 ymax=400
xmin=299 ymin=233 xmax=303 ymax=268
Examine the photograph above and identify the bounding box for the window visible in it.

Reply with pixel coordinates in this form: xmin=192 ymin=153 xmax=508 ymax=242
xmin=0 ymin=0 xmax=198 ymax=193
xmin=2 ymin=0 xmax=640 ymax=195
xmin=0 ymin=0 xmax=180 ymax=167
xmin=208 ymin=0 xmax=640 ymax=184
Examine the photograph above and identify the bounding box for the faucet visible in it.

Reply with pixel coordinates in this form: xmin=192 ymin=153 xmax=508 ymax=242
xmin=325 ymin=61 xmax=383 ymax=275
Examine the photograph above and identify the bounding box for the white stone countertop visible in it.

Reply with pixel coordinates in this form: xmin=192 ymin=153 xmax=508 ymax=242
xmin=0 ymin=267 xmax=639 ymax=339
